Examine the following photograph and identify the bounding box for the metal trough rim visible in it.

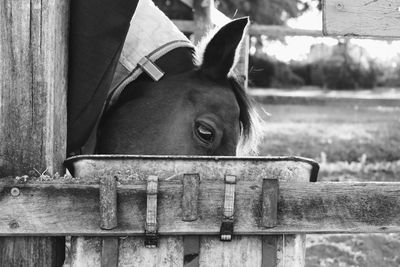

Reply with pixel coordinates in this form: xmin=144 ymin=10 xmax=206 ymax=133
xmin=64 ymin=154 xmax=319 ymax=182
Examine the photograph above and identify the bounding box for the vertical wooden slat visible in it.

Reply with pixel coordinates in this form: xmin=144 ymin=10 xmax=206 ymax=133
xmin=0 ymin=0 xmax=68 ymax=265
xmin=199 ymin=236 xmax=262 ymax=267
xmin=262 ymin=172 xmax=309 ymax=267
xmin=70 ymin=237 xmax=102 ymax=267
xmin=119 ymin=237 xmax=184 ymax=266
xmin=71 ymin=237 xmax=184 ymax=266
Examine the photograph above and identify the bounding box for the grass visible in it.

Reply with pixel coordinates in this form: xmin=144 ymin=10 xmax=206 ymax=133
xmin=252 ymin=91 xmax=400 ymax=267
xmin=257 ymin=103 xmax=400 ymax=163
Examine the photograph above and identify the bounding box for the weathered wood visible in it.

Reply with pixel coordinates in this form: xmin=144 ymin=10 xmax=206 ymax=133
xmin=145 ymin=175 xmax=159 ymax=248
xmin=101 ymin=237 xmax=119 ymax=267
xmin=184 ymin=236 xmax=200 ymax=267
xmin=2 ymin=181 xmax=400 ymax=234
xmin=71 ymin=236 xmax=184 ymax=266
xmin=173 ymin=20 xmax=323 ymax=37
xmin=249 ymin=24 xmax=322 ymax=37
xmin=323 ymin=0 xmax=400 ymax=38
xmin=70 ymin=237 xmax=101 ymax=267
xmin=99 ymin=173 xmax=118 ymax=230
xmin=262 ymin=179 xmax=279 ymax=228
xmin=182 ymin=174 xmax=200 ymax=221
xmin=119 ymin=237 xmax=184 ymax=266
xmin=0 ymin=0 xmax=68 ymax=265
xmin=199 ymin=236 xmax=262 ymax=266
xmin=193 ymin=0 xmax=213 ymax=43
xmin=0 ymin=0 xmax=68 ymax=176
xmin=66 ymin=156 xmax=316 ymax=266
xmin=262 ymin=235 xmax=306 ymax=267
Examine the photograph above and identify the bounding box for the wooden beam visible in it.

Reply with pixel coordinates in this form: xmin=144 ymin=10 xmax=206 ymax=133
xmin=0 ymin=0 xmax=68 ymax=266
xmin=249 ymin=24 xmax=322 ymax=37
xmin=173 ymin=20 xmax=323 ymax=37
xmin=1 ymin=180 xmax=400 ymax=235
xmin=323 ymin=0 xmax=400 ymax=38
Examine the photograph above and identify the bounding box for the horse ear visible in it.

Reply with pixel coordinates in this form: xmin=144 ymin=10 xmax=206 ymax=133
xmin=200 ymin=17 xmax=249 ymax=80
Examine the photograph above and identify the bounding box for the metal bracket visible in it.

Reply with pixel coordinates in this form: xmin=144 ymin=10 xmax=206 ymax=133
xmin=145 ymin=175 xmax=159 ymax=248
xmin=220 ymin=174 xmax=236 ymax=241
xmin=138 ymin=56 xmax=165 ymax=81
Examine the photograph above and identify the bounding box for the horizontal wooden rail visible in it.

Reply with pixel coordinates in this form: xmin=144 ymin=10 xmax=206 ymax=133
xmin=0 ymin=179 xmax=399 ymax=235
xmin=172 ymin=20 xmax=323 ymax=37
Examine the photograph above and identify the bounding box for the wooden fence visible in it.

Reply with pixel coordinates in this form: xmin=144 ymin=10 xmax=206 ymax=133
xmin=1 ymin=0 xmax=400 ymax=266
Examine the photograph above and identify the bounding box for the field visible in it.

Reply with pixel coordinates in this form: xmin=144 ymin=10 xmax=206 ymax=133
xmin=252 ymin=88 xmax=400 ymax=267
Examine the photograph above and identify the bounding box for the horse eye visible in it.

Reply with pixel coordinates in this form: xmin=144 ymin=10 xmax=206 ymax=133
xmin=195 ymin=123 xmax=214 ymax=144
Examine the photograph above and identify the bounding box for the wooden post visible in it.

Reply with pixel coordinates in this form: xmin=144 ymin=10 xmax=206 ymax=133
xmin=193 ymin=0 xmax=213 ymax=43
xmin=0 ymin=0 xmax=69 ymax=265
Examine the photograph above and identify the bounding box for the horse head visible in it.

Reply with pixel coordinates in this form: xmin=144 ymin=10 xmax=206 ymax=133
xmin=97 ymin=18 xmax=259 ymax=156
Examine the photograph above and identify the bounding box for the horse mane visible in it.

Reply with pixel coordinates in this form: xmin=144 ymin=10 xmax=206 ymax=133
xmin=227 ymin=74 xmax=262 ymax=156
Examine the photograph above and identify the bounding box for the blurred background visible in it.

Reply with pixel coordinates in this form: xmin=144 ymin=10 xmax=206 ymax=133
xmin=155 ymin=0 xmax=400 ymax=266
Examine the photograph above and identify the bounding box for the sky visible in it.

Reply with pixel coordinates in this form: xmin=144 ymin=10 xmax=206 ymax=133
xmin=264 ymin=5 xmax=400 ymax=64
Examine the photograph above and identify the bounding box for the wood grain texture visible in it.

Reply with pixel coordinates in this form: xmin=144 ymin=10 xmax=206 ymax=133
xmin=66 ymin=156 xmax=316 ymax=266
xmin=119 ymin=237 xmax=184 ymax=266
xmin=172 ymin=20 xmax=323 ymax=37
xmin=101 ymin=237 xmax=119 ymax=267
xmin=0 ymin=0 xmax=68 ymax=177
xmin=262 ymin=179 xmax=279 ymax=228
xmin=182 ymin=174 xmax=200 ymax=221
xmin=100 ymin=173 xmax=118 ymax=230
xmin=0 ymin=0 xmax=68 ymax=265
xmin=1 ymin=181 xmax=400 ymax=234
xmin=323 ymin=0 xmax=400 ymax=37
xmin=199 ymin=236 xmax=262 ymax=267
xmin=70 ymin=237 xmax=102 ymax=267
xmin=71 ymin=236 xmax=183 ymax=267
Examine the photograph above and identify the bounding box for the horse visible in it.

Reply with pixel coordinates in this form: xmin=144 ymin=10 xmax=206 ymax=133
xmin=66 ymin=1 xmax=261 ymax=264
xmin=89 ymin=0 xmax=260 ymax=157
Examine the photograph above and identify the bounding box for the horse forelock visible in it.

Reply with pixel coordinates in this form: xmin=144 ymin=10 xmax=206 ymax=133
xmin=227 ymin=75 xmax=262 ymax=156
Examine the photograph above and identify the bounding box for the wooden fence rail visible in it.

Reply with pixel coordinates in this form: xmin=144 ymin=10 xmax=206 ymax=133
xmin=0 ymin=179 xmax=399 ymax=235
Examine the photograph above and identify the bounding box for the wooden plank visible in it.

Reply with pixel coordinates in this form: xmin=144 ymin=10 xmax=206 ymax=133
xmin=323 ymin=0 xmax=400 ymax=38
xmin=249 ymin=24 xmax=322 ymax=37
xmin=70 ymin=236 xmax=184 ymax=266
xmin=0 ymin=0 xmax=68 ymax=265
xmin=199 ymin=236 xmax=262 ymax=266
xmin=70 ymin=237 xmax=102 ymax=266
xmin=101 ymin=237 xmax=119 ymax=267
xmin=67 ymin=155 xmax=316 ymax=267
xmin=261 ymin=179 xmax=279 ymax=228
xmin=173 ymin=20 xmax=323 ymax=37
xmin=261 ymin=235 xmax=306 ymax=267
xmin=119 ymin=237 xmax=184 ymax=266
xmin=182 ymin=174 xmax=200 ymax=221
xmin=1 ymin=181 xmax=400 ymax=234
